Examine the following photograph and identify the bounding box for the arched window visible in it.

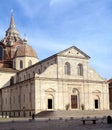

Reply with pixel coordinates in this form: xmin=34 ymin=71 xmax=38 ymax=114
xmin=28 ymin=60 xmax=32 ymax=67
xmin=13 ymin=60 xmax=15 ymax=69
xmin=20 ymin=60 xmax=23 ymax=69
xmin=28 ymin=73 xmax=30 ymax=79
xmin=38 ymin=69 xmax=41 ymax=74
xmin=33 ymin=71 xmax=35 ymax=77
xmin=0 ymin=46 xmax=3 ymax=60
xmin=64 ymin=62 xmax=71 ymax=75
xmin=78 ymin=63 xmax=83 ymax=76
xmin=24 ymin=75 xmax=26 ymax=80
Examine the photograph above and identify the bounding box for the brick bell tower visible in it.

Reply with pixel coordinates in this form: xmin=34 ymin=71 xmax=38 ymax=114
xmin=0 ymin=11 xmax=23 ymax=68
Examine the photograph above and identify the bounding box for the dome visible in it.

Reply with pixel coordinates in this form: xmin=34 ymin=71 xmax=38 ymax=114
xmin=15 ymin=44 xmax=38 ymax=58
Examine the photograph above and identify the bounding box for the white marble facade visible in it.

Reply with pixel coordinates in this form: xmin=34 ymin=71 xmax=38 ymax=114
xmin=0 ymin=46 xmax=109 ymax=117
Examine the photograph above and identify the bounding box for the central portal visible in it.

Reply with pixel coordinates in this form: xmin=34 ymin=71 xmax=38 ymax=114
xmin=71 ymin=95 xmax=77 ymax=109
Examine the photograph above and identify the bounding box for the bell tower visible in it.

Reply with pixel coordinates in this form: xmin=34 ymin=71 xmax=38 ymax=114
xmin=0 ymin=11 xmax=23 ymax=68
xmin=2 ymin=11 xmax=21 ymax=46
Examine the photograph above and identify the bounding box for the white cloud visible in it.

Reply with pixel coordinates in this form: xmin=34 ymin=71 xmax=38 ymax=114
xmin=15 ymin=0 xmax=46 ymax=18
xmin=50 ymin=0 xmax=65 ymax=6
xmin=29 ymin=37 xmax=70 ymax=53
xmin=49 ymin=0 xmax=89 ymax=7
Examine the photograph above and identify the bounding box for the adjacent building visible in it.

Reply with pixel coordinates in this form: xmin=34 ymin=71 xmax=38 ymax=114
xmin=108 ymin=79 xmax=112 ymax=109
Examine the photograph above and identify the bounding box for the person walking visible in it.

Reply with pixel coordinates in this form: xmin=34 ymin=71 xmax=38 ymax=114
xmin=32 ymin=113 xmax=35 ymax=120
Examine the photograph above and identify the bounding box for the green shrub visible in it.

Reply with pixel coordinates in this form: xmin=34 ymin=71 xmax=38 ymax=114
xmin=81 ymin=104 xmax=85 ymax=110
xmin=65 ymin=104 xmax=70 ymax=110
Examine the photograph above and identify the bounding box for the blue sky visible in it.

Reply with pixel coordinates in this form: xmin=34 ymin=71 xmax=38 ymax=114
xmin=0 ymin=0 xmax=112 ymax=79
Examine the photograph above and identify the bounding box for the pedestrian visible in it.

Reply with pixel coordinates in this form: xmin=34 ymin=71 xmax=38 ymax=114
xmin=32 ymin=113 xmax=35 ymax=120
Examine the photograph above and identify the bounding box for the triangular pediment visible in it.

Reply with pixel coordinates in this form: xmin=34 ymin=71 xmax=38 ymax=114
xmin=45 ymin=88 xmax=55 ymax=92
xmin=57 ymin=46 xmax=90 ymax=59
xmin=92 ymin=90 xmax=101 ymax=93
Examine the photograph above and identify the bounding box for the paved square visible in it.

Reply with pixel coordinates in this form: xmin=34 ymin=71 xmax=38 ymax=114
xmin=0 ymin=117 xmax=112 ymax=130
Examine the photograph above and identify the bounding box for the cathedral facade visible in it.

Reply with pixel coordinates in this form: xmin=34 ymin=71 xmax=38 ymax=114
xmin=0 ymin=14 xmax=109 ymax=117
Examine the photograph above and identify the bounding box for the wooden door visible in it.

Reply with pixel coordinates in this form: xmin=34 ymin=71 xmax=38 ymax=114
xmin=71 ymin=95 xmax=77 ymax=109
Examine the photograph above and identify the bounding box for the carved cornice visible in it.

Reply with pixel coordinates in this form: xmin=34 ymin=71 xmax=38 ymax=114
xmin=35 ymin=77 xmax=107 ymax=84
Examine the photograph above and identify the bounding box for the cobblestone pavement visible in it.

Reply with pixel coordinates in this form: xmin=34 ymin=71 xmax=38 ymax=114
xmin=0 ymin=117 xmax=112 ymax=130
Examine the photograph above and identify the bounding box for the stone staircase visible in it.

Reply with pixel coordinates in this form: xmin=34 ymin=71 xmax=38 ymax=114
xmin=36 ymin=110 xmax=112 ymax=118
